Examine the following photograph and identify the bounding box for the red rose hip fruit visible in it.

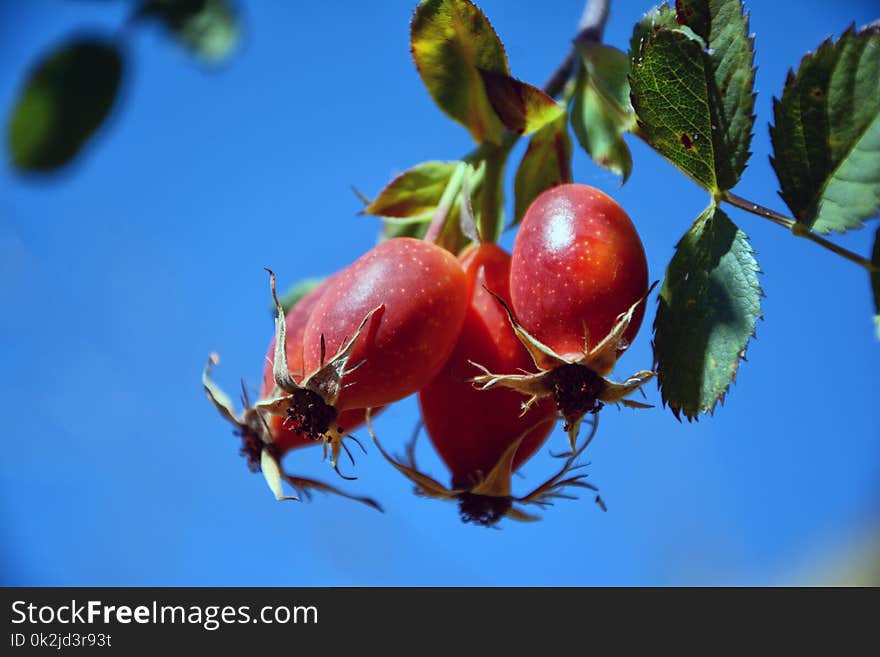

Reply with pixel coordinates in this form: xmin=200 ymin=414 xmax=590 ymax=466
xmin=374 ymin=243 xmax=598 ymax=526
xmin=204 ymin=274 xmax=381 ymax=510
xmin=511 ymin=183 xmax=648 ymax=365
xmin=259 ymin=237 xmax=468 ymax=470
xmin=472 ymin=184 xmax=656 ymax=448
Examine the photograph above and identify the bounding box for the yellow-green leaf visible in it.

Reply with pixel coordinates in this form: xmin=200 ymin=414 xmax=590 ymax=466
xmin=365 ymin=161 xmax=462 ymax=218
xmin=411 ymin=0 xmax=508 ymax=145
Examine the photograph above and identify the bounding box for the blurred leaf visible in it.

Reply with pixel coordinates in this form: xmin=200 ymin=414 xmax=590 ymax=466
xmin=629 ymin=3 xmax=679 ymax=57
xmin=770 ymin=26 xmax=880 ymax=234
xmin=277 ymin=277 xmax=325 ymax=315
xmin=630 ymin=0 xmax=755 ymax=193
xmin=872 ymin=227 xmax=880 ymax=339
xmin=513 ymin=114 xmax=572 ymax=224
xmin=479 ymin=69 xmax=563 ymax=136
xmin=365 ymin=161 xmax=463 ymax=218
xmin=654 ymin=206 xmax=762 ymax=420
xmin=411 ymin=0 xmax=508 ymax=145
xmin=571 ymin=42 xmax=635 ymax=182
xmin=7 ymin=37 xmax=123 ymax=172
xmin=137 ymin=0 xmax=239 ymax=63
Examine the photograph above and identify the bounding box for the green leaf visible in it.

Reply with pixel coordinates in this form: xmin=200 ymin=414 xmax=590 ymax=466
xmin=871 ymin=227 xmax=880 ymax=339
xmin=137 ymin=0 xmax=239 ymax=63
xmin=7 ymin=37 xmax=123 ymax=172
xmin=277 ymin=277 xmax=325 ymax=316
xmin=677 ymin=0 xmax=756 ymax=185
xmin=770 ymin=26 xmax=880 ymax=234
xmin=478 ymin=69 xmax=564 ymax=136
xmin=411 ymin=0 xmax=508 ymax=145
xmin=629 ymin=3 xmax=679 ymax=58
xmin=654 ymin=206 xmax=762 ymax=420
xmin=571 ymin=42 xmax=635 ymax=182
xmin=365 ymin=161 xmax=462 ymax=218
xmin=513 ymin=114 xmax=572 ymax=224
xmin=630 ymin=28 xmax=718 ymax=190
xmin=629 ymin=0 xmax=755 ymax=192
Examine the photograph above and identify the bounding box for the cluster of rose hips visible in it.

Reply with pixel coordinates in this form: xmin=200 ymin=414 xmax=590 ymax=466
xmin=205 ymin=183 xmax=652 ymax=526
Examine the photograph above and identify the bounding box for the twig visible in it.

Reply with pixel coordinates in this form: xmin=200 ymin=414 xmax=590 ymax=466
xmin=723 ymin=192 xmax=878 ymax=273
xmin=543 ymin=0 xmax=612 ymax=97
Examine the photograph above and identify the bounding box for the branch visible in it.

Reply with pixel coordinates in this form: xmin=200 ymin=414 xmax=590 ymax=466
xmin=543 ymin=0 xmax=612 ymax=98
xmin=723 ymin=192 xmax=879 ymax=273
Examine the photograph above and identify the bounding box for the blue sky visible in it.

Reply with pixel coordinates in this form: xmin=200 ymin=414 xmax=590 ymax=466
xmin=1 ymin=0 xmax=878 ymax=586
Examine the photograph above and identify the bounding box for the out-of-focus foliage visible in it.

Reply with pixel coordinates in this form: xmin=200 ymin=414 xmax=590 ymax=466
xmin=6 ymin=0 xmax=240 ymax=173
xmin=7 ymin=37 xmax=123 ymax=172
xmin=136 ymin=0 xmax=240 ymax=63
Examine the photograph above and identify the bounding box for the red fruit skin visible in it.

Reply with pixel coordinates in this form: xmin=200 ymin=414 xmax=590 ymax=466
xmin=419 ymin=243 xmax=556 ymax=488
xmin=510 ymin=184 xmax=648 ymax=361
xmin=303 ymin=238 xmax=469 ymax=410
xmin=259 ymin=276 xmax=368 ymax=455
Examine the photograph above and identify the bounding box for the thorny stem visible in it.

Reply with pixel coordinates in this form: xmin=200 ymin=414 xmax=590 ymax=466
xmin=723 ymin=192 xmax=879 ymax=273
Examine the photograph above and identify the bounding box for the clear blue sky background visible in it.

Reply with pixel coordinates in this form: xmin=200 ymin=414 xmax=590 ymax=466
xmin=1 ymin=0 xmax=878 ymax=586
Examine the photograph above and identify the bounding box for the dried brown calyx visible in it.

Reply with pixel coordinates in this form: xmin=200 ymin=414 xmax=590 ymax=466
xmin=203 ymin=355 xmax=382 ymax=511
xmin=369 ymin=411 xmax=601 ymax=527
xmin=253 ymin=269 xmax=383 ymax=477
xmin=470 ymin=285 xmax=657 ymax=449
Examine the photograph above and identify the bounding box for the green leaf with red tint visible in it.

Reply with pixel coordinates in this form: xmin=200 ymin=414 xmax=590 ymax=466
xmin=479 ymin=69 xmax=564 ymax=136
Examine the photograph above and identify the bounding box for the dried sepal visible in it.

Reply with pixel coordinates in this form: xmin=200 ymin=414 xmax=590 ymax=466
xmin=202 ymin=353 xmax=381 ymax=511
xmin=367 ymin=410 xmax=461 ymax=500
xmin=515 ymin=414 xmax=599 ymax=509
xmin=261 ymin=449 xmax=298 ymax=501
xmin=203 ymin=353 xmax=244 ymax=426
xmin=368 ymin=410 xmax=600 ymax=527
xmin=282 ymin=473 xmax=383 ymax=512
xmin=471 ymin=284 xmax=657 ymax=448
xmin=255 ymin=268 xmax=384 ymax=472
xmin=482 ymin=288 xmax=568 ymax=370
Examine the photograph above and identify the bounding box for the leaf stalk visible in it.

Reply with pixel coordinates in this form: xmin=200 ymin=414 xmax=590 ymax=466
xmin=722 ymin=192 xmax=879 ymax=273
